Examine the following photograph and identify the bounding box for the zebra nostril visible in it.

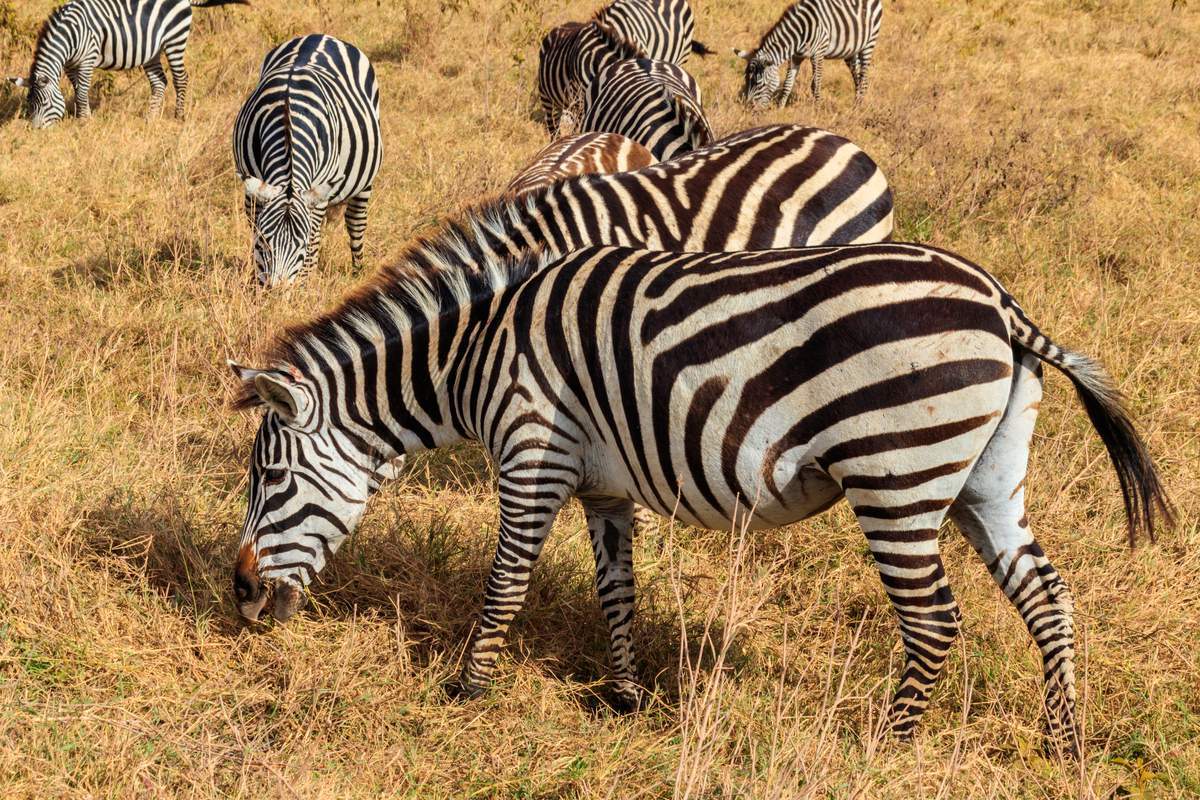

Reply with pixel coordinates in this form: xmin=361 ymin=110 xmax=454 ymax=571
xmin=233 ymin=569 xmax=260 ymax=604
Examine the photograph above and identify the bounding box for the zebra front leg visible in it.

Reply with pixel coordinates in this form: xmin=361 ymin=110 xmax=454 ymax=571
xmin=950 ymin=354 xmax=1080 ymax=756
xmin=163 ymin=41 xmax=189 ymax=119
xmin=144 ymin=60 xmax=168 ymax=117
xmin=581 ymin=496 xmax=639 ymax=711
xmin=778 ymin=61 xmax=798 ymax=107
xmin=854 ymin=50 xmax=873 ymax=101
xmin=849 ymin=499 xmax=961 ymax=736
xmin=69 ymin=60 xmax=95 ymax=119
xmin=810 ymin=54 xmax=824 ymax=102
xmin=456 ymin=465 xmax=574 ymax=698
xmin=345 ymin=189 xmax=371 ymax=269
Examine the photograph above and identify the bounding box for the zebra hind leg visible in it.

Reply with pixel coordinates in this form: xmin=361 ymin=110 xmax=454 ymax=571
xmin=854 ymin=50 xmax=873 ymax=101
xmin=581 ymin=496 xmax=640 ymax=711
xmin=163 ymin=41 xmax=189 ymax=119
xmin=949 ymin=353 xmax=1080 ymax=756
xmin=345 ymin=190 xmax=371 ymax=269
xmin=144 ymin=60 xmax=168 ymax=117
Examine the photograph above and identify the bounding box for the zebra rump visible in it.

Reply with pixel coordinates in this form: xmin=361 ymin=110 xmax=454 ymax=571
xmin=233 ymin=34 xmax=382 ymax=285
xmin=9 ymin=0 xmax=248 ymax=128
xmin=505 ymin=132 xmax=657 ymax=197
xmin=580 ymin=57 xmax=712 ymax=161
xmin=593 ymin=0 xmax=704 ymax=64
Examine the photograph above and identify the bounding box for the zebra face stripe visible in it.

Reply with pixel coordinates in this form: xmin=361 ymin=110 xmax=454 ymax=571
xmin=739 ymin=58 xmax=780 ymax=109
xmin=231 ymin=369 xmax=375 ymax=623
xmin=22 ymin=73 xmax=66 ymax=129
xmin=245 ymin=191 xmax=327 ymax=286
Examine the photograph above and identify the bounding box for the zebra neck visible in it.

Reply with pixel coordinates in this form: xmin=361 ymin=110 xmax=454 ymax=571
xmin=32 ymin=13 xmax=82 ymax=78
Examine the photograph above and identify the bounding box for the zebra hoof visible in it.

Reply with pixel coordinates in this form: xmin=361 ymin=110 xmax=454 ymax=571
xmin=1041 ymin=726 xmax=1081 ymax=760
xmin=444 ymin=678 xmax=488 ymax=703
xmin=608 ymin=685 xmax=643 ymax=715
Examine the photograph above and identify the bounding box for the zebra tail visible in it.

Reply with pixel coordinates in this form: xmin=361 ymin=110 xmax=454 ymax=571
xmin=690 ymin=40 xmax=716 ymax=57
xmin=190 ymin=0 xmax=250 ymax=7
xmin=1009 ymin=308 xmax=1173 ymax=546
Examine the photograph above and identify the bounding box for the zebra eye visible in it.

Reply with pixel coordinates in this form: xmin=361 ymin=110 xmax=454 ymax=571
xmin=261 ymin=468 xmax=288 ymax=486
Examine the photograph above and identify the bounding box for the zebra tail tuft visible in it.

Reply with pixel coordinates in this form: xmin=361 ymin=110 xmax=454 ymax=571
xmin=690 ymin=40 xmax=716 ymax=57
xmin=1010 ymin=310 xmax=1174 ymax=547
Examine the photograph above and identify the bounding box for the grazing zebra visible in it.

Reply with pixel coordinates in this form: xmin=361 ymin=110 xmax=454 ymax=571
xmin=581 ymin=58 xmax=712 ymax=161
xmin=537 ymin=0 xmax=708 ymax=135
xmin=736 ymin=0 xmax=883 ymax=107
xmin=232 ymin=34 xmax=382 ymax=286
xmin=228 ymin=241 xmax=1169 ymax=754
xmin=6 ymin=0 xmax=248 ymax=129
xmin=505 ymin=132 xmax=656 ymax=197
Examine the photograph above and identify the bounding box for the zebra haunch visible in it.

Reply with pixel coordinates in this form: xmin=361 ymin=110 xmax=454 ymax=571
xmin=737 ymin=0 xmax=883 ymax=107
xmin=8 ymin=0 xmax=248 ymax=129
xmin=232 ymin=34 xmax=382 ymax=286
xmin=580 ymin=58 xmax=713 ymax=161
xmin=228 ymin=242 xmax=1170 ymax=754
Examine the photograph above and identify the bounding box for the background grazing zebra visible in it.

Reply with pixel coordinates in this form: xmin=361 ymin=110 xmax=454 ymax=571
xmin=736 ymin=0 xmax=883 ymax=107
xmin=227 ymin=241 xmax=1169 ymax=754
xmin=581 ymin=58 xmax=712 ymax=161
xmin=6 ymin=0 xmax=248 ymax=129
xmin=504 ymin=132 xmax=656 ymax=197
xmin=232 ymin=34 xmax=382 ymax=286
xmin=537 ymin=0 xmax=708 ymax=135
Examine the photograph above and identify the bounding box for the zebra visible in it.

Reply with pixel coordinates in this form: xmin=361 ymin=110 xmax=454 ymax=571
xmin=736 ymin=0 xmax=883 ymax=107
xmin=537 ymin=0 xmax=710 ymax=136
xmin=228 ymin=241 xmax=1170 ymax=754
xmin=6 ymin=0 xmax=248 ymax=129
xmin=580 ymin=58 xmax=713 ymax=161
xmin=232 ymin=34 xmax=382 ymax=286
xmin=505 ymin=132 xmax=656 ymax=197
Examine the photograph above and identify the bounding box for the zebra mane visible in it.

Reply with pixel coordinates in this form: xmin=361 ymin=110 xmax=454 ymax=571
xmin=30 ymin=5 xmax=73 ymax=73
xmin=591 ymin=20 xmax=647 ymax=60
xmin=247 ymin=190 xmax=558 ymax=392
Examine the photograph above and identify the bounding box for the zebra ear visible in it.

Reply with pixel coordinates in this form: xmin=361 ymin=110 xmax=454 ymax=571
xmin=301 ymin=182 xmax=334 ymax=207
xmin=228 ymin=360 xmax=307 ymax=422
xmin=734 ymin=49 xmax=751 ymax=60
xmin=8 ymin=76 xmax=28 ymax=87
xmin=243 ymin=176 xmax=283 ymax=203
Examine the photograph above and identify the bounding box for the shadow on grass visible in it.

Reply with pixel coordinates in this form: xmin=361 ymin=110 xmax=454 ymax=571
xmin=0 ymin=88 xmax=23 ymax=127
xmin=75 ymin=483 xmax=743 ymax=709
xmin=53 ymin=236 xmax=242 ymax=289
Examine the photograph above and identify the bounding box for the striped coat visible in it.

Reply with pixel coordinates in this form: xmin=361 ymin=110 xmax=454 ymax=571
xmin=8 ymin=0 xmax=247 ymax=128
xmin=737 ymin=0 xmax=883 ymax=106
xmin=505 ymin=132 xmax=656 ymax=197
xmin=229 ymin=241 xmax=1169 ymax=753
xmin=580 ymin=58 xmax=712 ymax=161
xmin=232 ymin=34 xmax=382 ymax=286
xmin=536 ymin=0 xmax=708 ymax=135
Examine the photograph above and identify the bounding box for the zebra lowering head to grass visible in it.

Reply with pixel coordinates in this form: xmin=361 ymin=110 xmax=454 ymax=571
xmin=6 ymin=0 xmax=248 ymax=129
xmin=736 ymin=0 xmax=882 ymax=107
xmin=233 ymin=34 xmax=382 ymax=286
xmin=227 ymin=123 xmax=894 ymax=614
xmin=228 ymin=239 xmax=1170 ymax=756
xmin=580 ymin=58 xmax=713 ymax=161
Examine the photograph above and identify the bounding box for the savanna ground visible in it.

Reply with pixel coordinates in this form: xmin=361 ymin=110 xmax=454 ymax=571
xmin=1 ymin=0 xmax=1198 ymax=796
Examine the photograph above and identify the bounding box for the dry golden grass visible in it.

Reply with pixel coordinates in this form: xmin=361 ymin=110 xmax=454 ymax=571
xmin=1 ymin=0 xmax=1198 ymax=796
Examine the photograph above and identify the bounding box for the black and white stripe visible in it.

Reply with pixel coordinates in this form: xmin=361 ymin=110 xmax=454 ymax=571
xmin=537 ymin=0 xmax=707 ymax=136
xmin=229 ymin=241 xmax=1169 ymax=753
xmin=232 ymin=34 xmax=382 ymax=286
xmin=580 ymin=58 xmax=713 ymax=161
xmin=505 ymin=132 xmax=656 ymax=197
xmin=736 ymin=0 xmax=883 ymax=107
xmin=7 ymin=0 xmax=246 ymax=128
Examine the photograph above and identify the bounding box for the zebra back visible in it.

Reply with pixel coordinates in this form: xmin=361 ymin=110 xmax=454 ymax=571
xmin=756 ymin=0 xmax=882 ymax=63
xmin=505 ymin=132 xmax=656 ymax=197
xmin=593 ymin=0 xmax=697 ymax=64
xmin=581 ymin=58 xmax=712 ymax=161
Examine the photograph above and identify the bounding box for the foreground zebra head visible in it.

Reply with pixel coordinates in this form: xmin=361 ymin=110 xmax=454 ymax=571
xmin=228 ymin=361 xmax=377 ymax=622
xmin=734 ymin=50 xmax=780 ymax=109
xmin=241 ymin=177 xmax=334 ymax=286
xmin=8 ymin=73 xmax=66 ymax=129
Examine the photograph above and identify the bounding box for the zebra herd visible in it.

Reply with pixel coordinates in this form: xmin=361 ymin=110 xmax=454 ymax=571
xmin=9 ymin=0 xmax=1173 ymax=759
